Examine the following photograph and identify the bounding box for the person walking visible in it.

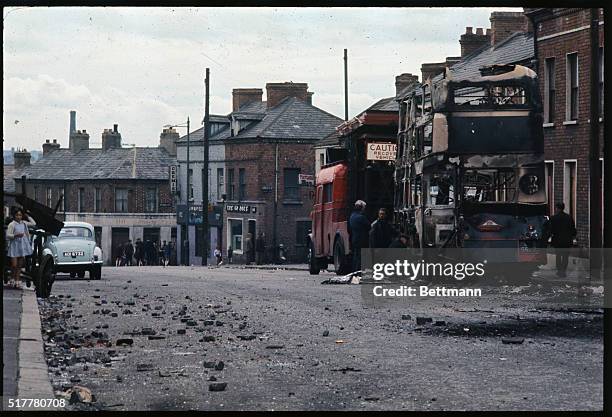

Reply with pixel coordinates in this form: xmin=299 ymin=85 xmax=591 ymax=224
xmin=227 ymin=245 xmax=233 ymax=264
xmin=549 ymin=202 xmax=577 ymax=277
xmin=124 ymin=240 xmax=134 ymax=266
xmin=214 ymin=246 xmax=223 ymax=265
xmin=6 ymin=208 xmax=36 ymax=289
xmin=256 ymin=232 xmax=266 ymax=265
xmin=245 ymin=233 xmax=254 ymax=265
xmin=348 ymin=200 xmax=371 ymax=273
xmin=115 ymin=243 xmax=124 ymax=267
xmin=135 ymin=238 xmax=144 ymax=266
xmin=163 ymin=241 xmax=171 ymax=267
xmin=369 ymin=208 xmax=395 ymax=248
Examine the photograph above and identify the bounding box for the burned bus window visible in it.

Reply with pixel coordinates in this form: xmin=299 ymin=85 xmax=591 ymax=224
xmin=423 ymin=121 xmax=433 ymax=155
xmin=462 ymin=170 xmax=517 ymax=203
xmin=323 ymin=183 xmax=333 ymax=203
xmin=453 ymin=85 xmax=529 ymax=108
xmin=430 ymin=175 xmax=454 ymax=206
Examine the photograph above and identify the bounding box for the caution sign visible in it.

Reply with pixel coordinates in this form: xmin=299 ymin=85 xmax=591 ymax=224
xmin=366 ymin=142 xmax=397 ymax=161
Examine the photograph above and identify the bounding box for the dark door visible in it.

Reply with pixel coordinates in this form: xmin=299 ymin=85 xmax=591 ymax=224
xmin=111 ymin=228 xmax=130 ymax=264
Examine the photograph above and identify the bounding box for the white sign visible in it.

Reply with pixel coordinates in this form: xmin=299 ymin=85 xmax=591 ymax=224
xmin=366 ymin=142 xmax=397 ymax=161
xmin=169 ymin=165 xmax=177 ymax=193
xmin=298 ymin=174 xmax=315 ymax=185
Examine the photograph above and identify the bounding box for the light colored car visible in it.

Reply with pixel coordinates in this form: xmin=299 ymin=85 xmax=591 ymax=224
xmin=43 ymin=221 xmax=103 ymax=280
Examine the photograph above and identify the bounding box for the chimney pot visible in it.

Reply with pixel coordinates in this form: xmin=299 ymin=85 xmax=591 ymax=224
xmin=232 ymin=88 xmax=263 ymax=112
xmin=113 ymin=124 xmax=118 ymax=133
xmin=53 ymin=139 xmax=57 ymax=143
xmin=466 ymin=26 xmax=473 ymax=34
xmin=46 ymin=139 xmax=50 ymax=143
xmin=476 ymin=27 xmax=483 ymax=35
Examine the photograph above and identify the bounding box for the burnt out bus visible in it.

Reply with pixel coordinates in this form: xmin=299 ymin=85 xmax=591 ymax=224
xmin=394 ymin=64 xmax=547 ymax=267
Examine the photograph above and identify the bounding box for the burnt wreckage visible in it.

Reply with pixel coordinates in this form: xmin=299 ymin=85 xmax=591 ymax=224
xmin=394 ymin=64 xmax=548 ymax=265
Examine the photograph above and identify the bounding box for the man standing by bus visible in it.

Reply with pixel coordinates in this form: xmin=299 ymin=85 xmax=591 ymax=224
xmin=348 ymin=200 xmax=370 ymax=273
xmin=549 ymin=202 xmax=576 ymax=277
xmin=369 ymin=208 xmax=395 ymax=248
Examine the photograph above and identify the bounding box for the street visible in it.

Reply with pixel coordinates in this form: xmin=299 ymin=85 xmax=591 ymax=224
xmin=37 ymin=265 xmax=603 ymax=411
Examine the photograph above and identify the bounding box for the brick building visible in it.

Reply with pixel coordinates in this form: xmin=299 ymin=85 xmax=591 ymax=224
xmin=7 ymin=112 xmax=177 ymax=265
xmin=219 ymin=83 xmax=343 ymax=263
xmin=525 ymin=8 xmax=604 ymax=246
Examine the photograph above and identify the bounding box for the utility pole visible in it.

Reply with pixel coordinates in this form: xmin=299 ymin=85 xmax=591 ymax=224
xmin=272 ymin=143 xmax=279 ymax=263
xmin=186 ymin=117 xmax=190 ymax=266
xmin=202 ymin=68 xmax=210 ymax=266
xmin=344 ymin=48 xmax=349 ymax=121
xmin=588 ymin=8 xmax=601 ymax=268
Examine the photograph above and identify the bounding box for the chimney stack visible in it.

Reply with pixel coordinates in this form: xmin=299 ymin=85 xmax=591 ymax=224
xmin=306 ymin=92 xmax=314 ymax=105
xmin=102 ymin=125 xmax=122 ymax=150
xmin=489 ymin=11 xmax=529 ymax=46
xmin=69 ymin=130 xmax=90 ymax=153
xmin=159 ymin=127 xmax=180 ymax=156
xmin=395 ymin=73 xmax=419 ymax=96
xmin=14 ymin=148 xmax=32 ymax=169
xmin=69 ymin=110 xmax=76 ymax=135
xmin=232 ymin=88 xmax=263 ymax=112
xmin=43 ymin=139 xmax=61 ymax=156
xmin=265 ymin=82 xmax=309 ymax=108
xmin=460 ymin=26 xmax=491 ymax=58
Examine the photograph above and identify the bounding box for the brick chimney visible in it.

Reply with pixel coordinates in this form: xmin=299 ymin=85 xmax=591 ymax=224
xmin=159 ymin=127 xmax=179 ymax=156
xmin=232 ymin=88 xmax=263 ymax=112
xmin=306 ymin=92 xmax=314 ymax=105
xmin=395 ymin=73 xmax=419 ymax=96
xmin=102 ymin=124 xmax=122 ymax=150
xmin=489 ymin=11 xmax=529 ymax=46
xmin=265 ymin=82 xmax=308 ymax=108
xmin=460 ymin=26 xmax=491 ymax=58
xmin=69 ymin=130 xmax=90 ymax=153
xmin=14 ymin=149 xmax=32 ymax=169
xmin=43 ymin=139 xmax=61 ymax=156
xmin=421 ymin=62 xmax=449 ymax=83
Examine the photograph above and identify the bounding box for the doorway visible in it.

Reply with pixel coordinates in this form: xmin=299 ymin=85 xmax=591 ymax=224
xmin=111 ymin=228 xmax=130 ymax=265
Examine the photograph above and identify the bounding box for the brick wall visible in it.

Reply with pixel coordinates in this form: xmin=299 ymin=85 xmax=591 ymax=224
xmin=224 ymin=140 xmax=316 ymax=261
xmin=534 ymin=8 xmax=604 ymax=246
xmin=20 ymin=179 xmax=175 ymax=215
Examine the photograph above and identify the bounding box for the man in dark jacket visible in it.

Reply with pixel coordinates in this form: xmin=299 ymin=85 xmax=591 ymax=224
xmin=549 ymin=202 xmax=576 ymax=277
xmin=348 ymin=200 xmax=370 ymax=273
xmin=369 ymin=208 xmax=395 ymax=248
xmin=124 ymin=240 xmax=134 ymax=266
xmin=256 ymin=233 xmax=266 ymax=265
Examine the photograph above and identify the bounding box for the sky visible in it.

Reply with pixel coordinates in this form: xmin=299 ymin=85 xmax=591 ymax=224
xmin=3 ymin=6 xmax=521 ymax=152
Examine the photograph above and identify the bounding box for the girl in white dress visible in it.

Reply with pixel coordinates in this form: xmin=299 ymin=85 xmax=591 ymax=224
xmin=6 ymin=208 xmax=36 ymax=288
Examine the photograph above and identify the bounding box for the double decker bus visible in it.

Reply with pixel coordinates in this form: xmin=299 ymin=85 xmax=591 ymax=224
xmin=394 ymin=64 xmax=548 ymax=269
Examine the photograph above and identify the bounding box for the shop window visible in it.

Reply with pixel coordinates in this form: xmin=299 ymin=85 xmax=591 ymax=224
xmin=228 ymin=219 xmax=243 ymax=253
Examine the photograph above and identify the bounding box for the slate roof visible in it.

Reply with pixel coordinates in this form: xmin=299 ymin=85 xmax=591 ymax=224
xmin=4 ymin=164 xmax=16 ymax=193
xmin=445 ymin=32 xmax=534 ymax=82
xmin=367 ymin=96 xmax=399 ymax=112
xmin=10 ymin=147 xmax=176 ymax=182
xmin=178 ymin=124 xmax=231 ymax=143
xmin=315 ymin=130 xmax=343 ymax=148
xmin=231 ymin=97 xmax=343 ymax=140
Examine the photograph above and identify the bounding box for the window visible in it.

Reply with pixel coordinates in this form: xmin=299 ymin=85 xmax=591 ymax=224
xmin=566 ymin=53 xmax=578 ymax=121
xmin=46 ymin=187 xmax=53 ymax=207
xmin=145 ymin=187 xmax=158 ymax=212
xmin=59 ymin=187 xmax=65 ymax=211
xmin=319 ymin=153 xmax=325 ymax=169
xmin=284 ymin=168 xmax=300 ymax=201
xmin=227 ymin=169 xmax=235 ymax=200
xmin=115 ymin=188 xmax=128 ymax=212
xmin=217 ymin=168 xmax=224 ymax=200
xmin=94 ymin=187 xmax=101 ymax=213
xmin=544 ymin=58 xmax=556 ymax=123
xmin=323 ymin=183 xmax=333 ymax=203
xmin=295 ymin=220 xmax=311 ymax=246
xmin=188 ymin=169 xmax=194 ymax=200
xmin=238 ymin=168 xmax=246 ymax=200
xmin=563 ymin=160 xmax=577 ymax=220
xmin=78 ymin=188 xmax=85 ymax=212
xmin=545 ymin=161 xmax=554 ymax=216
xmin=599 ymin=47 xmax=604 ymax=117
xmin=228 ymin=219 xmax=243 ymax=253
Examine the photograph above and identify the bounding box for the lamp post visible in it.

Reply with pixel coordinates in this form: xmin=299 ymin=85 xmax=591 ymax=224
xmin=165 ymin=118 xmax=190 ymax=265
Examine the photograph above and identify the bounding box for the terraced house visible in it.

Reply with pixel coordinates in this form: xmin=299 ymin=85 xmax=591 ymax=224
xmin=7 ymin=112 xmax=177 ymax=265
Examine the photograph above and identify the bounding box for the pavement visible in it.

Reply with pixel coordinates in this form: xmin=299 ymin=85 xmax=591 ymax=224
xmin=31 ymin=265 xmax=603 ymax=411
xmin=2 ymin=285 xmax=61 ymax=411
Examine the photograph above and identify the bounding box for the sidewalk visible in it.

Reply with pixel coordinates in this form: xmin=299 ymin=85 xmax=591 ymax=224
xmin=2 ymin=285 xmax=60 ymax=411
xmin=216 ymin=263 xmax=309 ymax=272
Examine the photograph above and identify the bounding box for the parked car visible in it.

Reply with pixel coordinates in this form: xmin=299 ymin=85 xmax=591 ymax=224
xmin=43 ymin=221 xmax=103 ymax=280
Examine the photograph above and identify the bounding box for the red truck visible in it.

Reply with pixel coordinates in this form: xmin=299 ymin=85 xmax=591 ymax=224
xmin=308 ymin=99 xmax=398 ymax=275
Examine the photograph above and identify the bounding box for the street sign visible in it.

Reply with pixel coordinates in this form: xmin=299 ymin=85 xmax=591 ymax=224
xmin=169 ymin=165 xmax=177 ymax=193
xmin=298 ymin=174 xmax=315 ymax=185
xmin=366 ymin=142 xmax=397 ymax=161
xmin=226 ymin=204 xmax=257 ymax=214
